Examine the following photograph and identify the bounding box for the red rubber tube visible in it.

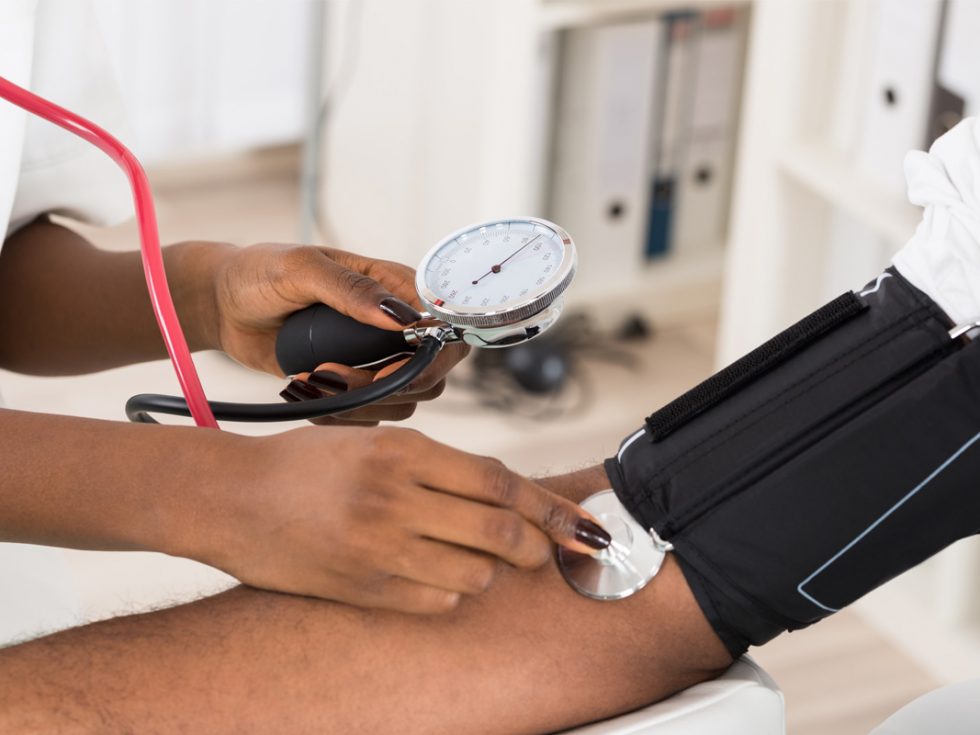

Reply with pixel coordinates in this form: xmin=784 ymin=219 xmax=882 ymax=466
xmin=0 ymin=75 xmax=219 ymax=429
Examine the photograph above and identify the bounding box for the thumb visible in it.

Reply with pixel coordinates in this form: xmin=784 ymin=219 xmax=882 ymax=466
xmin=291 ymin=250 xmax=423 ymax=331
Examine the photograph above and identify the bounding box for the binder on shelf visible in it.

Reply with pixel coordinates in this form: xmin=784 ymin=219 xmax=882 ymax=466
xmin=546 ymin=5 xmax=746 ymax=290
xmin=672 ymin=8 xmax=744 ymax=257
xmin=857 ymin=0 xmax=943 ymax=196
xmin=929 ymin=0 xmax=980 ymax=144
xmin=828 ymin=0 xmax=944 ymax=283
xmin=644 ymin=11 xmax=698 ymax=260
xmin=548 ymin=18 xmax=662 ymax=294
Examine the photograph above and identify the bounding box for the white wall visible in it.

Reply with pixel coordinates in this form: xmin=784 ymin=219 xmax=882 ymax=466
xmin=91 ymin=0 xmax=315 ymax=163
xmin=319 ymin=0 xmax=548 ymax=265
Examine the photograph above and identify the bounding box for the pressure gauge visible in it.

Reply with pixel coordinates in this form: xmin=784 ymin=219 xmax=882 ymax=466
xmin=276 ymin=216 xmax=578 ymax=375
xmin=415 ymin=217 xmax=577 ymax=348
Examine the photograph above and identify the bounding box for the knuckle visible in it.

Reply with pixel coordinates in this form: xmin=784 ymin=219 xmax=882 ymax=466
xmin=541 ymin=502 xmax=575 ymax=536
xmin=463 ymin=559 xmax=496 ymax=593
xmin=280 ymin=245 xmax=321 ymax=274
xmin=530 ymin=536 xmax=553 ymax=567
xmin=359 ymin=571 xmax=393 ymax=598
xmin=341 ymin=269 xmax=384 ymax=298
xmin=394 ymin=426 xmax=426 ymax=448
xmin=424 ymin=591 xmax=461 ymax=614
xmin=484 ymin=513 xmax=525 ymax=553
xmin=485 ymin=464 xmax=520 ymax=507
xmin=392 ymin=584 xmax=460 ymax=615
xmin=346 ymin=481 xmax=397 ymax=525
xmin=364 ymin=426 xmax=404 ymax=456
xmin=386 ymin=548 xmax=416 ymax=578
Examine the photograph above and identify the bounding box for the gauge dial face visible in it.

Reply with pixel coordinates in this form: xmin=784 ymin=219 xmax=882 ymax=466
xmin=417 ymin=218 xmax=574 ymax=322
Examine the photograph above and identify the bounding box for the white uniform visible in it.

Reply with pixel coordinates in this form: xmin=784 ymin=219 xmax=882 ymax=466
xmin=0 ymin=0 xmax=127 ymax=645
xmin=0 ymin=0 xmax=128 ymax=242
xmin=894 ymin=117 xmax=980 ymax=327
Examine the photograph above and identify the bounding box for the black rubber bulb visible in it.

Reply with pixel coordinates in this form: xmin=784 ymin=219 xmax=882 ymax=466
xmin=275 ymin=303 xmax=415 ymax=375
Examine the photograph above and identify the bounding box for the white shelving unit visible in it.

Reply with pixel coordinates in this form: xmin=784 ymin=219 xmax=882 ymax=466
xmin=320 ymin=0 xmax=747 ymax=329
xmin=777 ymin=142 xmax=921 ymax=251
xmin=538 ymin=0 xmax=741 ymax=29
xmin=719 ymin=0 xmax=980 ymax=681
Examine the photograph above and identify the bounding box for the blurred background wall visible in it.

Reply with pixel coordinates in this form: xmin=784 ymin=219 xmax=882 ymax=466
xmin=91 ymin=0 xmax=314 ymax=162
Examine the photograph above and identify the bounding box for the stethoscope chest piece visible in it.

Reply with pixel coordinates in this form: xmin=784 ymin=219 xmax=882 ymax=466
xmin=558 ymin=489 xmax=672 ymax=601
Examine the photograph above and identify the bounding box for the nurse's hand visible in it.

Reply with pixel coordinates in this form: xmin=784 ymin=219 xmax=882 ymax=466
xmin=201 ymin=242 xmax=468 ymax=423
xmin=185 ymin=426 xmax=612 ymax=612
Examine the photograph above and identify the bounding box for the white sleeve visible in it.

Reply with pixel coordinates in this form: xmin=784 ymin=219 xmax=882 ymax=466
xmin=892 ymin=116 xmax=980 ymax=325
xmin=6 ymin=0 xmax=131 ymax=238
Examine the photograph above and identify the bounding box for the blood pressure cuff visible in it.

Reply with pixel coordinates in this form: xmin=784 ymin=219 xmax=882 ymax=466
xmin=604 ymin=269 xmax=980 ymax=657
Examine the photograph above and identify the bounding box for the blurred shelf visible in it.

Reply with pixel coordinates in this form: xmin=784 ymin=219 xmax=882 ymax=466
xmin=538 ymin=0 xmax=751 ymax=29
xmin=778 ymin=142 xmax=921 ymax=249
xmin=571 ymin=245 xmax=725 ymax=329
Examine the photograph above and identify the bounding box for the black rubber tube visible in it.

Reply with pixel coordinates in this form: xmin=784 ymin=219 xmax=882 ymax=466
xmin=126 ymin=337 xmax=442 ymax=424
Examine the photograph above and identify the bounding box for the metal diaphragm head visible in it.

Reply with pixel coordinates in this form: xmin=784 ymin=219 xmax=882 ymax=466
xmin=558 ymin=489 xmax=671 ymax=601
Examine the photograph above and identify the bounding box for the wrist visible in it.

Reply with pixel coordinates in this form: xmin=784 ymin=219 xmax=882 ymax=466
xmin=154 ymin=428 xmax=260 ymax=566
xmin=164 ymin=240 xmax=236 ymax=352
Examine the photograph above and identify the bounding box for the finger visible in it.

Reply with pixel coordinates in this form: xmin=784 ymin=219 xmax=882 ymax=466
xmin=302 ymin=364 xmax=405 ymax=402
xmin=333 ymin=404 xmax=418 ymax=423
xmin=278 ymin=374 xmax=384 ymax=425
xmin=287 ymin=367 xmax=425 ymax=422
xmin=279 ymin=390 xmax=390 ymax=425
xmin=406 ymin=490 xmax=551 ymax=569
xmin=353 ymin=574 xmax=462 ymax=615
xmin=405 ymin=435 xmax=612 ymax=556
xmin=373 ymin=342 xmax=470 ymax=394
xmin=302 ymin=363 xmax=448 ymax=406
xmin=384 ymin=538 xmax=498 ymax=595
xmin=281 ymin=247 xmax=422 ymax=330
xmin=307 ymin=416 xmax=381 ymax=427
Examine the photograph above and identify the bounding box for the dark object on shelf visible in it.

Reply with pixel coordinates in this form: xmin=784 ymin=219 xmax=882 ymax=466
xmin=502 ymin=339 xmax=570 ymax=394
xmin=616 ymin=313 xmax=654 ymax=341
xmin=454 ymin=311 xmax=645 ymax=421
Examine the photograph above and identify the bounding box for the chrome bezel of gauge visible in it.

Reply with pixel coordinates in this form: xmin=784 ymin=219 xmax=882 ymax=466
xmin=414 ymin=216 xmax=577 ymax=329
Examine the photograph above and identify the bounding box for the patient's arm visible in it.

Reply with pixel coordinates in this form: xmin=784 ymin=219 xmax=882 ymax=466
xmin=0 ymin=465 xmax=732 ymax=735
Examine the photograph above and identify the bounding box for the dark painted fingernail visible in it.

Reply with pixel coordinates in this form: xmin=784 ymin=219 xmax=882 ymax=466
xmin=379 ymin=297 xmax=423 ymax=326
xmin=575 ymin=519 xmax=612 ymax=550
xmin=281 ymin=379 xmax=322 ymax=401
xmin=308 ymin=371 xmax=348 ymax=392
xmin=279 ymin=387 xmax=301 ymax=402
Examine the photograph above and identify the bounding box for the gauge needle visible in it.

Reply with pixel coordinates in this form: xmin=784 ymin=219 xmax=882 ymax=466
xmin=470 ymin=234 xmax=541 ymax=285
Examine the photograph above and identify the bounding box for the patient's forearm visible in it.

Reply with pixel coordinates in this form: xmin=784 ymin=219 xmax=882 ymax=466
xmin=0 ymin=465 xmax=731 ymax=734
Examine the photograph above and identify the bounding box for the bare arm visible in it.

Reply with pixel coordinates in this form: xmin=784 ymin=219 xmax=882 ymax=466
xmin=0 ymin=217 xmax=469 ymax=424
xmin=0 ymin=465 xmax=732 ymax=735
xmin=0 ymin=218 xmax=225 ymax=375
xmin=0 ymin=218 xmax=467 ymax=384
xmin=0 ymin=408 xmax=239 ymax=553
xmin=0 ymin=408 xmax=608 ymax=612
